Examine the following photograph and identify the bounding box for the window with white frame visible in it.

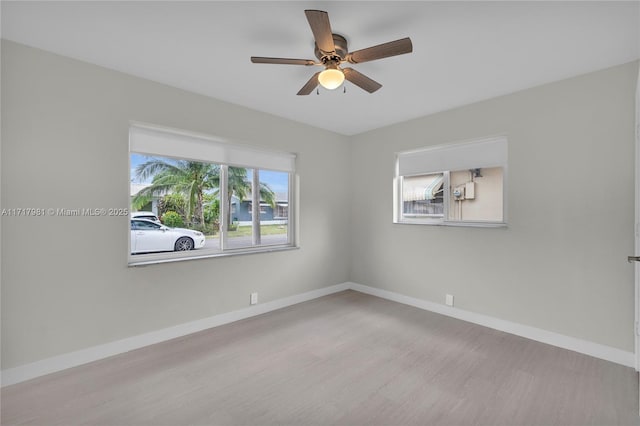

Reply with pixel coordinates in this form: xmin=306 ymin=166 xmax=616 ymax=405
xmin=274 ymin=204 xmax=288 ymax=219
xmin=394 ymin=136 xmax=507 ymax=226
xmin=129 ymin=124 xmax=296 ymax=265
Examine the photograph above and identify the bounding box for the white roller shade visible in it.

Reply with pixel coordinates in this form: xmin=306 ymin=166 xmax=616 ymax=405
xmin=398 ymin=136 xmax=507 ymax=176
xmin=130 ymin=124 xmax=296 ymax=172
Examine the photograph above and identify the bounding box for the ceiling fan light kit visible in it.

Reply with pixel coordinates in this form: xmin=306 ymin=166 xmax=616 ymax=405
xmin=251 ymin=10 xmax=413 ymax=95
xmin=318 ymin=68 xmax=344 ymax=90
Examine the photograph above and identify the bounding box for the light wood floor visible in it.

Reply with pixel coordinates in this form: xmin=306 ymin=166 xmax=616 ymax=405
xmin=2 ymin=290 xmax=638 ymax=426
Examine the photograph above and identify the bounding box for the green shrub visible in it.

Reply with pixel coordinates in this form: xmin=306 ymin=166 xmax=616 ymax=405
xmin=187 ymin=223 xmax=217 ymax=236
xmin=162 ymin=211 xmax=184 ymax=228
xmin=158 ymin=194 xmax=187 ymax=218
xmin=203 ymin=195 xmax=220 ymax=225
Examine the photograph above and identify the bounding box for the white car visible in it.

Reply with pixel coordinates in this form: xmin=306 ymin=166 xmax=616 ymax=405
xmin=131 ymin=219 xmax=206 ymax=254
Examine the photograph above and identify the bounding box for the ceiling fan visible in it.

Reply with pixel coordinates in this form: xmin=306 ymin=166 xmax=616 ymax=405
xmin=250 ymin=10 xmax=413 ymax=95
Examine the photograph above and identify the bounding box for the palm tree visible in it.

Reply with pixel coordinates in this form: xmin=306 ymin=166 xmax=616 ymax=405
xmin=133 ymin=158 xmax=219 ymax=226
xmin=224 ymin=167 xmax=276 ymax=227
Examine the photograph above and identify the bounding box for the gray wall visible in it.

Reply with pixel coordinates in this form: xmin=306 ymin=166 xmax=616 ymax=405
xmin=350 ymin=61 xmax=639 ymax=352
xmin=2 ymin=39 xmax=638 ymax=371
xmin=1 ymin=41 xmax=351 ymax=369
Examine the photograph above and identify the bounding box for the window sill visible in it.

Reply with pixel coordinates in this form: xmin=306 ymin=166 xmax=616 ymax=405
xmin=128 ymin=245 xmax=299 ymax=267
xmin=394 ymin=220 xmax=507 ymax=229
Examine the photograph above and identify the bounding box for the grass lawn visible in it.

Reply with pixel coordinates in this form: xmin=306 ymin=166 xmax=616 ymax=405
xmin=228 ymin=224 xmax=287 ymax=237
xmin=206 ymin=224 xmax=287 ymax=238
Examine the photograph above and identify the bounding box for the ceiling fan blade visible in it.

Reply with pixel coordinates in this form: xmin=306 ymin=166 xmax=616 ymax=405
xmin=343 ymin=68 xmax=382 ymax=93
xmin=297 ymin=72 xmax=321 ymax=96
xmin=251 ymin=57 xmax=317 ymax=66
xmin=304 ymin=10 xmax=335 ymax=55
xmin=347 ymin=37 xmax=413 ymax=64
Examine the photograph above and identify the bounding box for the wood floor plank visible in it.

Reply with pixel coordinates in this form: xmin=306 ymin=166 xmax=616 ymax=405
xmin=2 ymin=290 xmax=638 ymax=425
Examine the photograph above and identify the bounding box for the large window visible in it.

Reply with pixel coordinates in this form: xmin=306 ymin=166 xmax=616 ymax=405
xmin=129 ymin=124 xmax=296 ymax=265
xmin=395 ymin=136 xmax=507 ymax=227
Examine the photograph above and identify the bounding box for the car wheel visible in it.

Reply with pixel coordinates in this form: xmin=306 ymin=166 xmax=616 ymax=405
xmin=174 ymin=237 xmax=194 ymax=251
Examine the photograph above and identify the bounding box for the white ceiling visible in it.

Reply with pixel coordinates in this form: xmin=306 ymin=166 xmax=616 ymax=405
xmin=2 ymin=1 xmax=639 ymax=135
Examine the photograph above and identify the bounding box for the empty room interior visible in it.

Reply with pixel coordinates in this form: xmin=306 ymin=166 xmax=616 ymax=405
xmin=2 ymin=1 xmax=640 ymax=425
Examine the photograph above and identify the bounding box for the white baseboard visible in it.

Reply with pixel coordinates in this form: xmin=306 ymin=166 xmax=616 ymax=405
xmin=2 ymin=280 xmax=634 ymax=387
xmin=347 ymin=282 xmax=635 ymax=368
xmin=0 ymin=282 xmax=350 ymax=387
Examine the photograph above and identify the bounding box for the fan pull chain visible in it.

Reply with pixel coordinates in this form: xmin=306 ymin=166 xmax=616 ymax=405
xmin=316 ymin=88 xmax=320 ymax=95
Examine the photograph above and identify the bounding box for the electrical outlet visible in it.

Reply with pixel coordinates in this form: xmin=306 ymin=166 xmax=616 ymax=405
xmin=445 ymin=294 xmax=454 ymax=307
xmin=250 ymin=292 xmax=258 ymax=305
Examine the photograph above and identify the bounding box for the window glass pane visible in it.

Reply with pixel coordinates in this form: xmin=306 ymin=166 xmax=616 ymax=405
xmin=130 ymin=153 xmax=220 ymax=256
xmin=226 ymin=166 xmax=254 ymax=249
xmin=448 ymin=167 xmax=503 ymax=222
xmin=402 ymin=173 xmax=444 ymax=217
xmin=259 ymin=170 xmax=289 ymax=246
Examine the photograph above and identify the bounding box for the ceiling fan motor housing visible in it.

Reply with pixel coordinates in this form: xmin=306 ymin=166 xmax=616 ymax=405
xmin=315 ymin=34 xmax=348 ymax=62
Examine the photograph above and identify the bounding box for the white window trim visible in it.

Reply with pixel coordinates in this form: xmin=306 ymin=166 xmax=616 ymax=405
xmin=394 ymin=136 xmax=508 ymax=228
xmin=128 ymin=123 xmax=297 ymax=266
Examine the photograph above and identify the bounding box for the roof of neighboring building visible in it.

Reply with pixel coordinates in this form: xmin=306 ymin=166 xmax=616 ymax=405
xmin=130 ymin=183 xmax=172 ymax=198
xmin=403 ymin=175 xmax=444 ymax=201
xmin=130 ymin=183 xmax=151 ymax=197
